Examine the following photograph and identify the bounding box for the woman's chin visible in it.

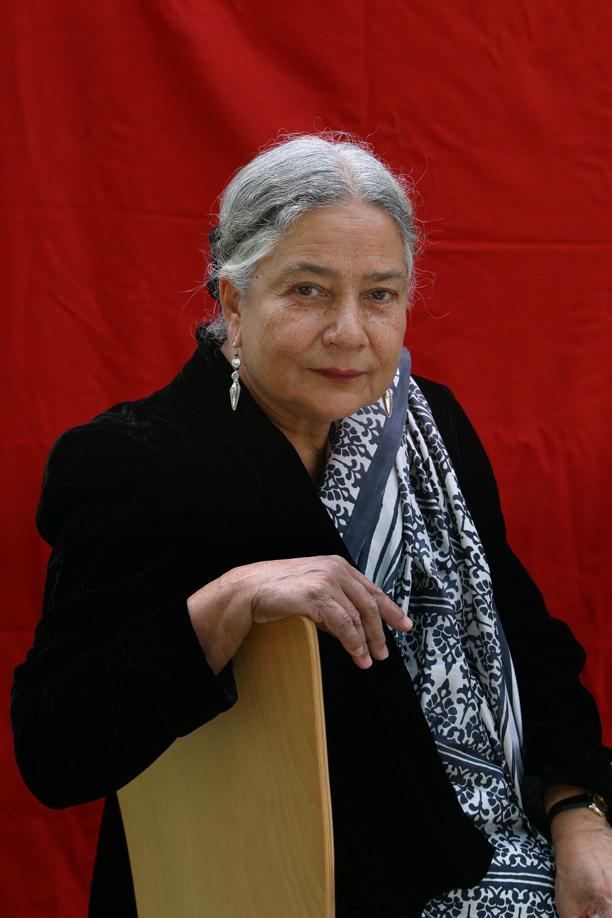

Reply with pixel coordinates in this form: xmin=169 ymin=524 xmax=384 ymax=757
xmin=323 ymin=394 xmax=380 ymax=423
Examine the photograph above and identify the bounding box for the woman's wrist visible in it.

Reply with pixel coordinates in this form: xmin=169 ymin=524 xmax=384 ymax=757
xmin=187 ymin=567 xmax=254 ymax=675
xmin=544 ymin=784 xmax=609 ymax=839
xmin=544 ymin=783 xmax=587 ymax=814
xmin=550 ymin=807 xmax=610 ymax=850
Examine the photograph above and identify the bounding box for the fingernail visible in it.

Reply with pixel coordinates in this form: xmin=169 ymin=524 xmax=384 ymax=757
xmin=363 ymin=654 xmax=372 ymax=666
xmin=403 ymin=617 xmax=413 ymax=629
xmin=380 ymin=646 xmax=389 ymax=659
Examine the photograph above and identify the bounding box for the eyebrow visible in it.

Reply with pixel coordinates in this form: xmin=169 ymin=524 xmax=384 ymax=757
xmin=278 ymin=262 xmax=407 ymax=282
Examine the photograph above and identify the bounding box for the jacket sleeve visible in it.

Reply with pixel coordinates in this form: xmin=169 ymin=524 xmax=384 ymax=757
xmin=11 ymin=425 xmax=237 ymax=810
xmin=426 ymin=382 xmax=612 ymax=814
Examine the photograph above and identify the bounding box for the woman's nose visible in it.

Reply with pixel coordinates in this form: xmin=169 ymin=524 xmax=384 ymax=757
xmin=322 ymin=298 xmax=368 ymax=349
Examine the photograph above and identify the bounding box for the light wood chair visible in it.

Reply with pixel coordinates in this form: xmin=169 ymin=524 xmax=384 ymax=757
xmin=118 ymin=616 xmax=335 ymax=917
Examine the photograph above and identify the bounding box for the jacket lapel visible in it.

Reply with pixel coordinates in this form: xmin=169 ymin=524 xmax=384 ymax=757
xmin=177 ymin=343 xmax=351 ymax=559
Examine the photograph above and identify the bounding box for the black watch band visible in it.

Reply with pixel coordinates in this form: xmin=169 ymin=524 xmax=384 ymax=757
xmin=547 ymin=792 xmax=608 ymax=822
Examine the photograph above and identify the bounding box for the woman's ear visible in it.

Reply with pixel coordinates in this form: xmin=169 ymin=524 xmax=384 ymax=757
xmin=218 ymin=278 xmax=242 ymax=346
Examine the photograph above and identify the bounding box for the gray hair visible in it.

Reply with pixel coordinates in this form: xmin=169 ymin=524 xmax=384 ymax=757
xmin=200 ymin=133 xmax=418 ymax=346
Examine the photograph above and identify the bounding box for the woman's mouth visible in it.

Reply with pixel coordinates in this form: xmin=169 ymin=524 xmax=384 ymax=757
xmin=313 ymin=368 xmax=365 ymax=381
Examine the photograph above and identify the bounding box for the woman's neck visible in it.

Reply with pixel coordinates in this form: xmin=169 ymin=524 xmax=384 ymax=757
xmin=287 ymin=435 xmax=329 ymax=484
xmin=220 ymin=340 xmax=329 ymax=483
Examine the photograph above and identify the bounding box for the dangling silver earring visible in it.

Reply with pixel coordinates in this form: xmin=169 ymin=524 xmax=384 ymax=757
xmin=229 ymin=338 xmax=241 ymax=411
xmin=383 ymin=388 xmax=393 ymax=418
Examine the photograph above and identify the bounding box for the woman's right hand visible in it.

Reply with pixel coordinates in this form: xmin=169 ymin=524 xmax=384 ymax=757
xmin=187 ymin=555 xmax=412 ymax=675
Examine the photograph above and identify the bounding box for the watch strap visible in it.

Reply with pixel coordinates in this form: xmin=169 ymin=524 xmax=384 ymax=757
xmin=547 ymin=792 xmax=608 ymax=822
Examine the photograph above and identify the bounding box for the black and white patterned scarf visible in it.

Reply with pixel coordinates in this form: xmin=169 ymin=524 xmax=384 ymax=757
xmin=319 ymin=349 xmax=557 ymax=917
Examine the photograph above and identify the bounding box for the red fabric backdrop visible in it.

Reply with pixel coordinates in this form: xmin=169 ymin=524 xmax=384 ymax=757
xmin=2 ymin=1 xmax=611 ymax=914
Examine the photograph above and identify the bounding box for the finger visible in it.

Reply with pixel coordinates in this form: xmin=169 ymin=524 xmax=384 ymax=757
xmin=340 ymin=579 xmax=390 ymax=660
xmin=322 ymin=597 xmax=373 ymax=668
xmin=343 ymin=564 xmax=412 ymax=632
xmin=376 ymin=589 xmax=412 ymax=631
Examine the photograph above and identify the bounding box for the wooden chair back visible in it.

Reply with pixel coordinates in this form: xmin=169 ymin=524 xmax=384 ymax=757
xmin=118 ymin=616 xmax=335 ymax=917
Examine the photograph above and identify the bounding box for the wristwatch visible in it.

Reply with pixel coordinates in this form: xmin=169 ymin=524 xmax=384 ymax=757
xmin=547 ymin=792 xmax=608 ymax=823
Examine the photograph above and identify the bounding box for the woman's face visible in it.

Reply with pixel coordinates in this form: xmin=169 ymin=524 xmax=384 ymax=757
xmin=220 ymin=200 xmax=409 ymax=440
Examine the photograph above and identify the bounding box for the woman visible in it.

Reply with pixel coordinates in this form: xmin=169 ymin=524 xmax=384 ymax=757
xmin=12 ymin=134 xmax=612 ymax=917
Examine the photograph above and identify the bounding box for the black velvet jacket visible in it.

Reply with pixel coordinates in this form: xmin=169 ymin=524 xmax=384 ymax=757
xmin=11 ymin=342 xmax=612 ymax=917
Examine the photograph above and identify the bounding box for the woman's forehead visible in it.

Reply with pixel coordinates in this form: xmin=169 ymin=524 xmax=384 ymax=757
xmin=260 ymin=202 xmax=408 ymax=275
xmin=274 ymin=262 xmax=408 ymax=283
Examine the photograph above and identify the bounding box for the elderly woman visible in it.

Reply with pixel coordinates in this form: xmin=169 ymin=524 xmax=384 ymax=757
xmin=12 ymin=135 xmax=612 ymax=917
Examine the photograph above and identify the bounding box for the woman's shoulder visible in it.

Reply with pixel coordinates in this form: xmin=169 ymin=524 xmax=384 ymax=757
xmin=411 ymin=375 xmax=497 ymax=508
xmin=38 ymin=359 xmax=223 ymax=530
xmin=412 ymin=374 xmax=472 ymax=452
xmin=412 ymin=374 xmax=454 ymax=403
xmin=44 ymin=385 xmax=186 ymax=485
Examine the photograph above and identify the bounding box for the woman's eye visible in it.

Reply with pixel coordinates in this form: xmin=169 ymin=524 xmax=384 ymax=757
xmin=293 ymin=284 xmax=321 ymax=297
xmin=367 ymin=288 xmax=395 ymax=302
